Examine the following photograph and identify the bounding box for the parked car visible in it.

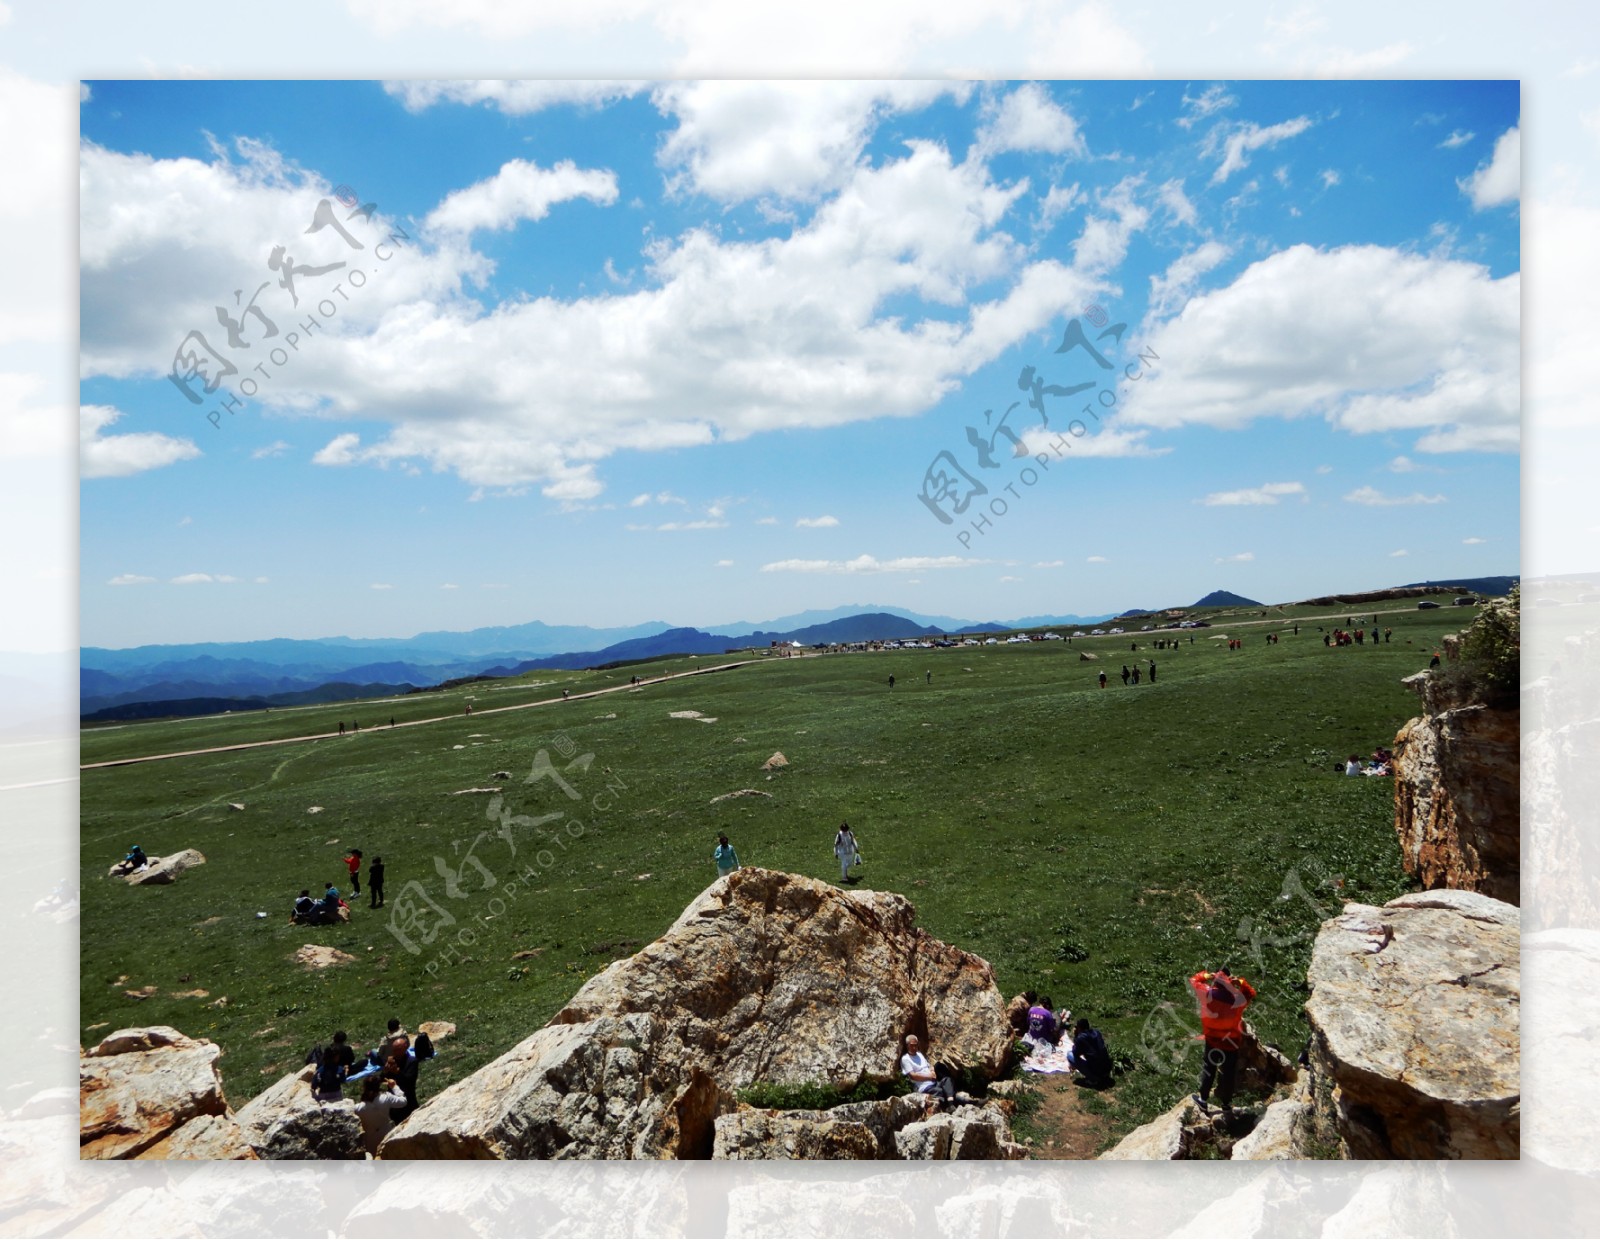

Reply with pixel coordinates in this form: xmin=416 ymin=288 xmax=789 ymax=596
xmin=1453 ymin=596 xmax=1477 ymax=606
xmin=1417 ymin=600 xmax=1441 ymax=609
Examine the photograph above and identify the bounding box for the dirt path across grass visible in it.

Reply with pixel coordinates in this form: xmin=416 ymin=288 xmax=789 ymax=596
xmin=79 ymin=656 xmax=789 ymax=770
xmin=1015 ymin=1075 xmax=1118 ymax=1159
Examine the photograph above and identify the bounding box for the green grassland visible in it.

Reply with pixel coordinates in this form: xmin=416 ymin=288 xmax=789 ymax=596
xmin=80 ymin=597 xmax=1472 ymax=1142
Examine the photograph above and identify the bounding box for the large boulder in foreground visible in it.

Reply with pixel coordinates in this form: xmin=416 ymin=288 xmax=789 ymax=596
xmin=381 ymin=868 xmax=1012 ymax=1159
xmin=234 ymin=1065 xmax=364 ymax=1160
xmin=1305 ymin=890 xmax=1519 ymax=1158
xmin=111 ymin=849 xmax=207 ymax=886
xmin=79 ymin=1026 xmax=255 ymax=1160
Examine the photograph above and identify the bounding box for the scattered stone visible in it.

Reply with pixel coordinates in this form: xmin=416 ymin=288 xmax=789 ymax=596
xmin=417 ymin=1021 xmax=456 ymax=1046
xmin=171 ymin=989 xmax=210 ymax=1000
xmin=124 ymin=986 xmax=158 ymax=1000
xmin=670 ymin=710 xmax=717 ymax=723
xmin=761 ymin=752 xmax=789 ymax=771
xmin=491 ymin=771 xmax=512 ymax=780
xmin=228 ymin=803 xmax=245 ymax=811
xmin=292 ymin=945 xmax=357 ymax=970
xmin=710 ymin=789 xmax=773 ymax=804
xmin=511 ymin=949 xmax=544 ymax=961
xmin=451 ymin=787 xmax=502 ymax=795
xmin=307 ymin=806 xmax=323 ymax=814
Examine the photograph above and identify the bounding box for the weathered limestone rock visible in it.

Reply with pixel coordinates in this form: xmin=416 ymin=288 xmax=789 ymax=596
xmin=79 ymin=1026 xmax=254 ymax=1160
xmin=1229 ymin=1095 xmax=1311 ymax=1160
xmin=1098 ymin=1096 xmax=1201 ymax=1160
xmin=122 ymin=849 xmax=207 ymax=886
xmin=1305 ymin=891 xmax=1519 ymax=1159
xmin=711 ymin=1110 xmax=884 ymax=1160
xmin=292 ymin=943 xmax=357 ymax=969
xmin=1393 ymin=672 xmax=1519 ymax=904
xmin=709 ymin=1093 xmax=1015 ymax=1161
xmin=382 ymin=869 xmax=1012 ymax=1159
xmin=234 ymin=1065 xmax=364 ymax=1160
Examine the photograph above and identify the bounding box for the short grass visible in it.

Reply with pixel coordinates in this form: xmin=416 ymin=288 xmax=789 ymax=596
xmin=79 ymin=598 xmax=1467 ymax=1139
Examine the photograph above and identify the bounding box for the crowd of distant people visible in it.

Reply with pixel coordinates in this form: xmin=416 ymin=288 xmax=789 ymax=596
xmin=306 ymin=1017 xmax=437 ymax=1155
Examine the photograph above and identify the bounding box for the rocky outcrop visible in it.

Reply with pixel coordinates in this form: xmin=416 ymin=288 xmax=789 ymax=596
xmin=234 ymin=1064 xmax=364 ymax=1160
xmin=1393 ymin=679 xmax=1519 ymax=903
xmin=380 ymin=869 xmax=1012 ymax=1159
xmin=1230 ymin=1076 xmax=1313 ymax=1161
xmin=1304 ymin=890 xmax=1520 ymax=1159
xmin=105 ymin=848 xmax=207 ymax=885
xmin=79 ymin=1026 xmax=255 ymax=1160
xmin=1098 ymin=1096 xmax=1204 ymax=1160
xmin=710 ymin=1094 xmax=1023 ymax=1160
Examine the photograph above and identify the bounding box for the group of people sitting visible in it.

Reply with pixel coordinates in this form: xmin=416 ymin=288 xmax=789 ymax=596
xmin=290 ymin=883 xmax=351 ymax=925
xmin=1343 ymin=745 xmax=1394 ymax=777
xmin=1009 ymin=995 xmax=1114 ymax=1087
xmin=307 ymin=1020 xmax=435 ymax=1155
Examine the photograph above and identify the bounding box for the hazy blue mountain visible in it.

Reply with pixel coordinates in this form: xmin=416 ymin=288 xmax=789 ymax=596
xmin=1192 ymin=590 xmax=1263 ymax=607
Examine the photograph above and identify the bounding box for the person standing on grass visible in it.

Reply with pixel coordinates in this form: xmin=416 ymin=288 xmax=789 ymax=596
xmin=343 ymin=848 xmax=363 ymax=897
xmin=834 ymin=822 xmax=861 ymax=883
xmin=1148 ymin=660 xmax=1157 ymax=684
xmin=888 ymin=675 xmax=895 ymax=690
xmin=1190 ymin=967 xmax=1256 ymax=1118
xmin=714 ymin=835 xmax=740 ymax=878
xmin=1099 ymin=671 xmax=1107 ymax=689
xmin=1121 ymin=664 xmax=1130 ymax=685
xmin=368 ymin=855 xmax=385 ymax=909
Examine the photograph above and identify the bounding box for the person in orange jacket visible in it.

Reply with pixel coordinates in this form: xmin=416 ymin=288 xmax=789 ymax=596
xmin=1189 ymin=966 xmax=1257 ymax=1117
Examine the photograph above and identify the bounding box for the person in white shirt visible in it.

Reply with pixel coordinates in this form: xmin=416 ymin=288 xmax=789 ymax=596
xmin=900 ymin=1034 xmax=959 ymax=1107
xmin=834 ymin=823 xmax=861 ymax=883
xmin=356 ymin=1074 xmax=408 ymax=1155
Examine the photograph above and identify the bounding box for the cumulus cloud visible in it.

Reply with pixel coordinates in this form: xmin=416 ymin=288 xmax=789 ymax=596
xmin=1034 ymin=560 xmax=1064 ymax=568
xmin=1390 ymin=549 xmax=1409 ymax=556
xmin=1215 ymin=551 xmax=1255 ymax=563
xmin=1320 ymin=168 xmax=1341 ymax=189
xmin=1155 ymin=179 xmax=1197 ymax=228
xmin=1463 ymin=537 xmax=1487 ymax=545
xmin=1020 ymin=426 xmax=1170 ymax=459
xmin=1072 ymin=176 xmax=1150 ymax=273
xmin=760 ymin=554 xmax=985 ymax=574
xmin=439 ymin=583 xmax=459 ymax=589
xmin=1036 ymin=183 xmax=1084 ymax=232
xmin=1147 ymin=240 xmax=1229 ymax=318
xmin=424 ymin=158 xmax=618 ymax=236
xmin=1344 ymin=486 xmax=1447 ymax=506
xmin=796 ymin=515 xmax=839 ymax=528
xmin=715 ymin=559 xmax=734 ymax=568
xmin=755 ymin=516 xmax=779 ymax=525
xmin=654 ymin=80 xmax=969 ymax=202
xmin=976 ymin=83 xmax=1085 ymax=158
xmin=1439 ymin=129 xmax=1475 ymax=149
xmin=312 ymin=433 xmax=363 ymax=466
xmin=1086 ymin=555 xmax=1108 ymax=563
xmin=251 ymin=440 xmax=290 ymax=459
xmin=171 ymin=572 xmax=222 ymax=584
xmin=1201 ymin=481 xmax=1306 ymax=506
xmin=108 ymin=573 xmax=155 ymax=586
xmin=1207 ymin=117 xmax=1314 ymax=185
xmin=1127 ymin=244 xmax=1519 ymax=454
xmin=80 ymin=404 xmax=200 ymax=479
xmin=1460 ymin=124 xmax=1519 ymax=210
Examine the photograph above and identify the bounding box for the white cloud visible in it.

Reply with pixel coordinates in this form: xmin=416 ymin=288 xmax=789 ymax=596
xmin=654 ymin=80 xmax=968 ymax=202
xmin=1389 ymin=549 xmax=1409 ymax=557
xmin=1463 ymin=537 xmax=1487 ymax=545
xmin=1147 ymin=240 xmax=1229 ymax=317
xmin=252 ymin=440 xmax=291 ymax=459
xmin=1034 ymin=560 xmax=1064 ymax=568
xmin=1312 ymin=43 xmax=1413 ymax=75
xmin=760 ymin=554 xmax=985 ymax=574
xmin=1127 ymin=244 xmax=1519 ymax=454
xmin=439 ymin=583 xmax=459 ymax=589
xmin=254 ymin=577 xmax=269 ymax=584
xmin=976 ymin=83 xmax=1085 ymax=158
xmin=1315 ymin=464 xmax=1333 ymax=474
xmin=1388 ymin=456 xmax=1417 ymax=472
xmin=1072 ymin=175 xmax=1151 ymax=273
xmin=1023 ymin=4 xmax=1151 ymax=74
xmin=755 ymin=516 xmax=779 ymax=526
xmin=370 ymin=582 xmax=394 ymax=590
xmin=1320 ymin=168 xmax=1341 ymax=189
xmin=1273 ymin=165 xmax=1291 ymax=188
xmin=1036 ymin=183 xmax=1084 ymax=232
xmin=108 ymin=573 xmax=155 ymax=586
xmin=171 ymin=573 xmax=219 ymax=585
xmin=655 ymin=519 xmax=727 ymax=531
xmin=1020 ymin=425 xmax=1170 ymax=459
xmin=424 ymin=159 xmax=618 ymax=236
xmin=80 ymin=404 xmax=201 ymax=479
xmin=1460 ymin=124 xmax=1520 ymax=210
xmin=1086 ymin=555 xmax=1108 ymax=563
xmin=999 ymin=575 xmax=1021 ymax=583
xmin=312 ymin=433 xmax=363 ymax=467
xmin=383 ymin=80 xmax=646 ymax=115
xmin=796 ymin=515 xmax=839 ymax=528
xmin=1207 ymin=117 xmax=1314 ymax=185
xmin=1176 ymin=84 xmax=1236 ymax=130
xmin=1439 ymin=130 xmax=1475 ymax=149
xmin=714 ymin=559 xmax=734 ymax=568
xmin=1201 ymin=481 xmax=1306 ymax=506
xmin=1215 ymin=551 xmax=1255 ymax=564
xmin=1344 ymin=486 xmax=1447 ymax=506
xmin=177 ymin=515 xmax=192 ymax=526
xmin=1155 ymin=178 xmax=1197 ymax=227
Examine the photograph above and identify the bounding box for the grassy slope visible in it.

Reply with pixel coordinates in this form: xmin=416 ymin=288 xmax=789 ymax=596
xmin=80 ymin=599 xmax=1466 ymax=1139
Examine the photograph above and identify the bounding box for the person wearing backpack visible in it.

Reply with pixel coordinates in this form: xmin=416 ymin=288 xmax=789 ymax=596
xmin=309 ymin=1030 xmax=356 ymax=1096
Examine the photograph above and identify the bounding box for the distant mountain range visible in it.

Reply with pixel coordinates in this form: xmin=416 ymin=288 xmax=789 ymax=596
xmin=80 ymin=577 xmax=1516 ymax=722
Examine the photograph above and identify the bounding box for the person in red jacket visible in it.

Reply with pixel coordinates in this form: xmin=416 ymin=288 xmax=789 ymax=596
xmin=343 ymin=848 xmax=363 ymax=896
xmin=1190 ymin=966 xmax=1256 ymax=1117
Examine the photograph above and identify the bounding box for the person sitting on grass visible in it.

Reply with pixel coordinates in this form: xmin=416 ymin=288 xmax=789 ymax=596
xmin=321 ymin=882 xmax=345 ymax=918
xmin=116 ymin=844 xmax=149 ymax=875
xmin=290 ymin=889 xmax=316 ymax=923
xmin=1067 ymin=1018 xmax=1113 ymax=1088
xmin=900 ymin=1034 xmax=972 ymax=1109
xmin=1025 ymin=997 xmax=1059 ymax=1047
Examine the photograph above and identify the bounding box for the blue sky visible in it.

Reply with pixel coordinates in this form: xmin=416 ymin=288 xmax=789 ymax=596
xmin=79 ymin=78 xmax=1520 ymax=646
